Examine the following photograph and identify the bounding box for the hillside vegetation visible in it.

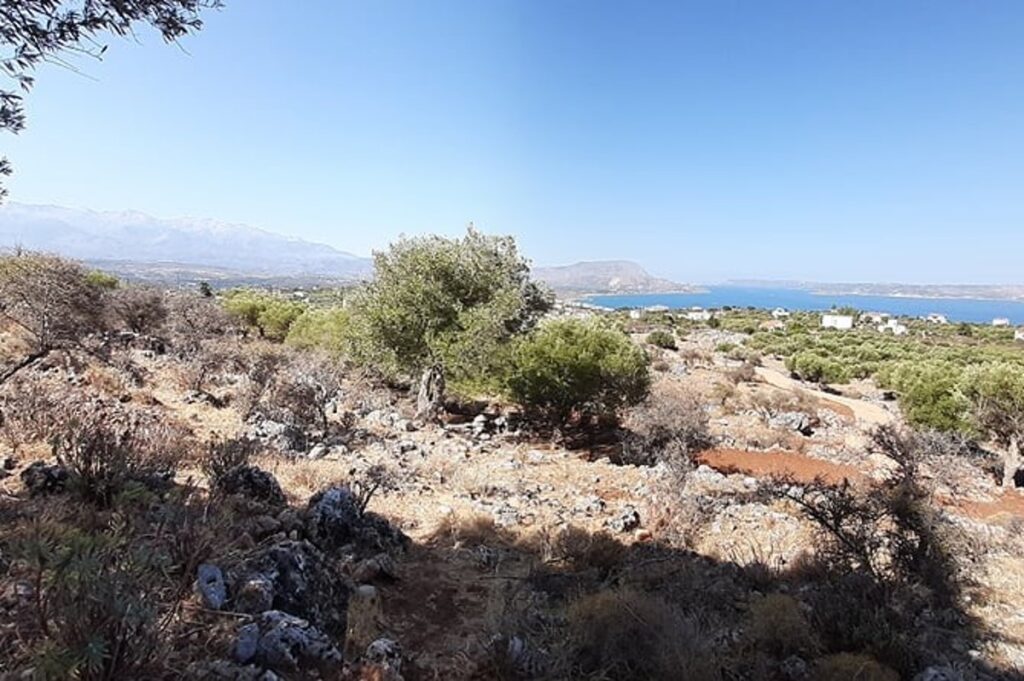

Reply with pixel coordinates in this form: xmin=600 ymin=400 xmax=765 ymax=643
xmin=1 ymin=238 xmax=1023 ymax=680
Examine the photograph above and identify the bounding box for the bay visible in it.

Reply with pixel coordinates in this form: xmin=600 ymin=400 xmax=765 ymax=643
xmin=584 ymin=287 xmax=1024 ymax=325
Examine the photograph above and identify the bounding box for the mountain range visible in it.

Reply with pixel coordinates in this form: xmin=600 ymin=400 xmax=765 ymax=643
xmin=0 ymin=203 xmax=685 ymax=293
xmin=0 ymin=203 xmax=372 ymax=279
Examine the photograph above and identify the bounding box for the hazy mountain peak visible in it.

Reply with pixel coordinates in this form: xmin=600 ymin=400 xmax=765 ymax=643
xmin=533 ymin=260 xmax=694 ymax=294
xmin=0 ymin=202 xmax=372 ymax=279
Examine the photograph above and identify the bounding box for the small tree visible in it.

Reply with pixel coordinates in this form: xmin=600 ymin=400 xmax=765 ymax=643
xmin=109 ymin=286 xmax=168 ymax=334
xmin=960 ymin=363 xmax=1024 ymax=487
xmin=505 ymin=318 xmax=650 ymax=423
xmin=222 ymin=290 xmax=305 ymax=341
xmin=165 ymin=291 xmax=228 ymax=352
xmin=0 ymin=251 xmax=108 ymax=381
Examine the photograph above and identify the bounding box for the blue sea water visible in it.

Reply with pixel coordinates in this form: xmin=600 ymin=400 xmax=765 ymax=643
xmin=584 ymin=287 xmax=1024 ymax=325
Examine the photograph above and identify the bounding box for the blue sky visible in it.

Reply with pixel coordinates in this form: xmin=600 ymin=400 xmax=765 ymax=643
xmin=5 ymin=1 xmax=1024 ymax=284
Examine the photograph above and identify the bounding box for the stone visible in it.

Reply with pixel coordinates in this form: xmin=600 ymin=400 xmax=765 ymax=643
xmin=365 ymin=638 xmax=402 ymax=672
xmin=20 ymin=461 xmax=69 ymax=496
xmin=196 ymin=563 xmax=228 ymax=610
xmin=352 ymin=553 xmax=398 ymax=583
xmin=234 ymin=539 xmax=350 ymax=637
xmin=254 ymin=610 xmax=343 ymax=672
xmin=576 ymin=496 xmax=605 ymax=515
xmin=185 ymin=660 xmax=280 ymax=680
xmin=233 ymin=622 xmax=260 ymax=664
xmin=609 ymin=506 xmax=641 ymax=533
xmin=779 ymin=655 xmax=810 ymax=681
xmin=492 ymin=503 xmax=521 ymax=528
xmin=306 ymin=486 xmax=360 ymax=548
xmin=306 ymin=443 xmax=328 ymax=460
xmin=913 ymin=667 xmax=962 ymax=681
xmin=251 ymin=515 xmax=283 ymax=538
xmin=234 ymin=576 xmax=274 ymax=615
xmin=218 ymin=465 xmax=286 ymax=506
xmin=353 ymin=584 xmax=378 ymax=601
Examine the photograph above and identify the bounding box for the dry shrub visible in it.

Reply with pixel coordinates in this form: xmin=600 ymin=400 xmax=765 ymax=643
xmin=761 ymin=425 xmax=971 ymax=676
xmin=528 ymin=525 xmax=626 ymax=575
xmin=165 ymin=291 xmax=229 ymax=351
xmin=176 ymin=337 xmax=238 ymax=397
xmin=234 ymin=344 xmax=289 ymax=419
xmin=815 ymin=653 xmax=899 ymax=681
xmin=745 ymin=593 xmax=818 ymax=655
xmin=622 ymin=381 xmax=714 ymax=467
xmin=52 ymin=399 xmax=187 ymax=505
xmin=712 ymin=381 xmax=741 ymax=413
xmin=108 ymin=285 xmax=168 ymax=334
xmin=429 ymin=512 xmax=513 ymax=548
xmin=560 ymin=587 xmax=721 ymax=680
xmin=201 ymin=436 xmax=259 ymax=486
xmin=748 ymin=388 xmax=820 ymax=422
xmin=0 ymin=376 xmax=63 ymax=450
xmin=679 ymin=347 xmax=711 ymax=368
xmin=727 ymin=360 xmax=758 ymax=385
xmin=259 ymin=351 xmax=343 ymax=438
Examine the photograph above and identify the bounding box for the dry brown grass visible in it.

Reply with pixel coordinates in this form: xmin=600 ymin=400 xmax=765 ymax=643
xmin=745 ymin=593 xmax=818 ymax=655
xmin=815 ymin=653 xmax=900 ymax=681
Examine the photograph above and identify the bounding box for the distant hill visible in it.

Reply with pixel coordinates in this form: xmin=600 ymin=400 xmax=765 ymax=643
xmin=533 ymin=260 xmax=694 ymax=294
xmin=0 ymin=203 xmax=373 ymax=281
xmin=732 ymin=279 xmax=1024 ymax=302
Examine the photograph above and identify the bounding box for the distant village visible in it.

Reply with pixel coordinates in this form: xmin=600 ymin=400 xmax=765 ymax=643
xmin=552 ymin=299 xmax=1024 ymax=341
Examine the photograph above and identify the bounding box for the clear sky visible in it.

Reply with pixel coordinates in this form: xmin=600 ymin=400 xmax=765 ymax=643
xmin=4 ymin=1 xmax=1024 ymax=284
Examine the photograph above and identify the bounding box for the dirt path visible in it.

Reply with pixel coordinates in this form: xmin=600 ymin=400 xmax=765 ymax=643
xmin=697 ymin=448 xmax=866 ymax=485
xmin=755 ymin=365 xmax=894 ymax=426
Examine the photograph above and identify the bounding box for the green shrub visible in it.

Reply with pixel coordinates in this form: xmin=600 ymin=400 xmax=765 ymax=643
xmin=285 ymin=307 xmax=351 ymax=356
xmin=786 ymin=351 xmax=851 ymax=384
xmin=222 ymin=290 xmax=306 ymax=340
xmin=84 ymin=270 xmax=120 ymax=290
xmin=505 ymin=318 xmax=650 ymax=421
xmin=878 ymin=361 xmax=968 ymax=432
xmin=646 ymin=330 xmax=677 ymax=350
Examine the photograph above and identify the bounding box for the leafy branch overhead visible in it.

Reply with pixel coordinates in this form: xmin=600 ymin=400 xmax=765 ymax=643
xmin=0 ymin=0 xmax=221 ymax=197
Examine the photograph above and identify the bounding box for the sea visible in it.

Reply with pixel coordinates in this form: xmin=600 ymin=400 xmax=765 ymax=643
xmin=584 ymin=287 xmax=1024 ymax=325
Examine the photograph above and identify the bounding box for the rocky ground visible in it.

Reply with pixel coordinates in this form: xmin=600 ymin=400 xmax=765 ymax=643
xmin=3 ymin=328 xmax=1024 ymax=679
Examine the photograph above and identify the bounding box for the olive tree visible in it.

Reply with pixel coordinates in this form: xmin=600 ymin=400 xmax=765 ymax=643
xmin=351 ymin=228 xmax=551 ymax=412
xmin=960 ymin=363 xmax=1024 ymax=487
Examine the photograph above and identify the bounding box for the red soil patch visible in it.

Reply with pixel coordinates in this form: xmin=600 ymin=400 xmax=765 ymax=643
xmin=696 ymin=448 xmax=866 ymax=485
xmin=949 ymin=492 xmax=1024 ymax=521
xmin=818 ymin=399 xmax=856 ymax=422
xmin=698 ymin=449 xmax=1024 ymax=522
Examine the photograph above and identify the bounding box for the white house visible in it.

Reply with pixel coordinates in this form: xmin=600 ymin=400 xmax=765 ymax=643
xmin=1015 ymin=328 xmax=1024 ymax=342
xmin=685 ymin=307 xmax=713 ymax=322
xmin=993 ymin=318 xmax=1012 ymax=327
xmin=926 ymin=313 xmax=949 ymax=325
xmin=863 ymin=312 xmax=890 ymax=324
xmin=822 ymin=314 xmax=854 ymax=330
xmin=878 ymin=318 xmax=909 ymax=335
xmin=771 ymin=307 xmax=791 ymax=319
xmin=628 ymin=310 xmax=642 ymax=320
